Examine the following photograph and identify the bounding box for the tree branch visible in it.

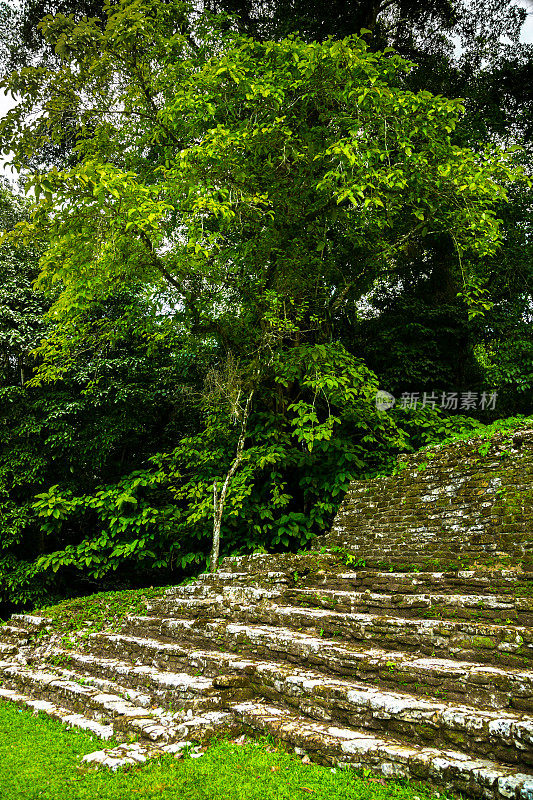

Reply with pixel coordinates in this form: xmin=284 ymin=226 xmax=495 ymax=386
xmin=137 ymin=228 xmax=182 ymax=291
xmin=329 ymin=281 xmax=356 ymax=312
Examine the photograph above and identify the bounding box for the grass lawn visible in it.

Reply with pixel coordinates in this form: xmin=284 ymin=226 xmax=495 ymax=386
xmin=0 ymin=700 xmax=455 ymax=800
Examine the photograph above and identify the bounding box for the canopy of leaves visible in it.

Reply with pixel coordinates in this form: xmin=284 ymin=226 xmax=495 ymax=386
xmin=1 ymin=4 xmax=522 ymax=338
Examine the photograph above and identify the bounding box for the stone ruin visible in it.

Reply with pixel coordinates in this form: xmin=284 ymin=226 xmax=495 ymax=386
xmin=0 ymin=428 xmax=531 ymax=797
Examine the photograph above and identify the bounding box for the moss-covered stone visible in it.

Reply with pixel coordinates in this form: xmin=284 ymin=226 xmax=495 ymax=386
xmin=321 ymin=428 xmax=533 ymax=569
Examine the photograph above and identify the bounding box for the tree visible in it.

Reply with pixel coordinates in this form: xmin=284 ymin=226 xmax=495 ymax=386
xmin=203 ymin=0 xmax=458 ymax=45
xmin=0 ymin=0 xmax=526 ymax=579
xmin=2 ymin=3 xmax=520 ymax=327
xmin=3 ymin=0 xmax=530 ymax=417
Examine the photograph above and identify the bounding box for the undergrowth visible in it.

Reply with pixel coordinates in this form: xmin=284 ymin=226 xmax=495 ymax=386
xmin=37 ymin=586 xmax=171 ymax=634
xmin=422 ymin=414 xmax=533 ymax=452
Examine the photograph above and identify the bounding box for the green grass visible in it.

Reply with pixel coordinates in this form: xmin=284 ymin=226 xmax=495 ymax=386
xmin=36 ymin=587 xmax=172 ymax=635
xmin=0 ymin=700 xmax=455 ymax=800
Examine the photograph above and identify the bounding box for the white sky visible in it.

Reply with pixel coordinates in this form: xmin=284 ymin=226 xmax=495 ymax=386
xmin=518 ymin=0 xmax=533 ymax=39
xmin=0 ymin=0 xmax=532 ymax=184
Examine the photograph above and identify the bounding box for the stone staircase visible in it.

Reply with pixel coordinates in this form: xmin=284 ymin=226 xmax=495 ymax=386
xmin=0 ymin=428 xmax=532 ymax=796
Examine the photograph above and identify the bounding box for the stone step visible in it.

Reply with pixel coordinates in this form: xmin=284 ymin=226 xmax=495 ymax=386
xmin=146 ymin=578 xmax=283 ymax=616
xmin=219 ymin=551 xmax=533 ymax=585
xmin=0 ymin=675 xmax=238 ymax=751
xmin=80 ymin=739 xmax=218 ymax=770
xmin=45 ymin=663 xmax=156 ymax=708
xmin=83 ymin=629 xmax=259 ymax=677
xmin=218 ymin=552 xmax=341 ymax=575
xmin=43 ymin=648 xmax=252 ymax=710
xmin=9 ymin=658 xmax=531 ymax=800
xmin=195 ymin=571 xmax=291 ymax=592
xmin=120 ymin=614 xmax=533 ymax=711
xmin=9 ymin=614 xmax=51 ymax=632
xmin=346 ymin=570 xmax=533 ymax=598
xmin=0 ymin=660 xmax=228 ymax=744
xmin=81 ymin=629 xmax=533 ymax=767
xmin=232 ymin=700 xmax=533 ymax=800
xmin=165 ymin=579 xmax=533 ymax=626
xmin=200 ymin=564 xmax=533 ymax=598
xmin=197 ymin=570 xmax=288 ymax=583
xmin=246 ymin=603 xmax=533 ymax=670
xmin=170 ymin=572 xmax=533 ymax=630
xmin=0 ymin=686 xmax=114 ymax=739
xmin=163 ymin=582 xmax=281 ymax=604
xmin=251 ymin=670 xmax=533 ymax=767
xmin=319 ymin=535 xmax=529 ymax=572
xmin=144 ymin=592 xmax=533 ymax=669
xmin=282 ymin=589 xmax=533 ymax=626
xmin=0 ymin=624 xmax=31 ymax=645
xmin=146 ymin=594 xmax=238 ymax=620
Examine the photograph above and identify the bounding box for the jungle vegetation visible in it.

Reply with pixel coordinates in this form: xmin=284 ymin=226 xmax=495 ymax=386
xmin=0 ymin=0 xmax=530 ymax=609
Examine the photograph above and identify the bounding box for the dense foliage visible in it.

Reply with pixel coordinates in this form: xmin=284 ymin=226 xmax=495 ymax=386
xmin=0 ymin=0 xmax=529 ymax=608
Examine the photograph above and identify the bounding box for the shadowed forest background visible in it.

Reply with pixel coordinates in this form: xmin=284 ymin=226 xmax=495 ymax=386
xmin=0 ymin=0 xmax=530 ymax=613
